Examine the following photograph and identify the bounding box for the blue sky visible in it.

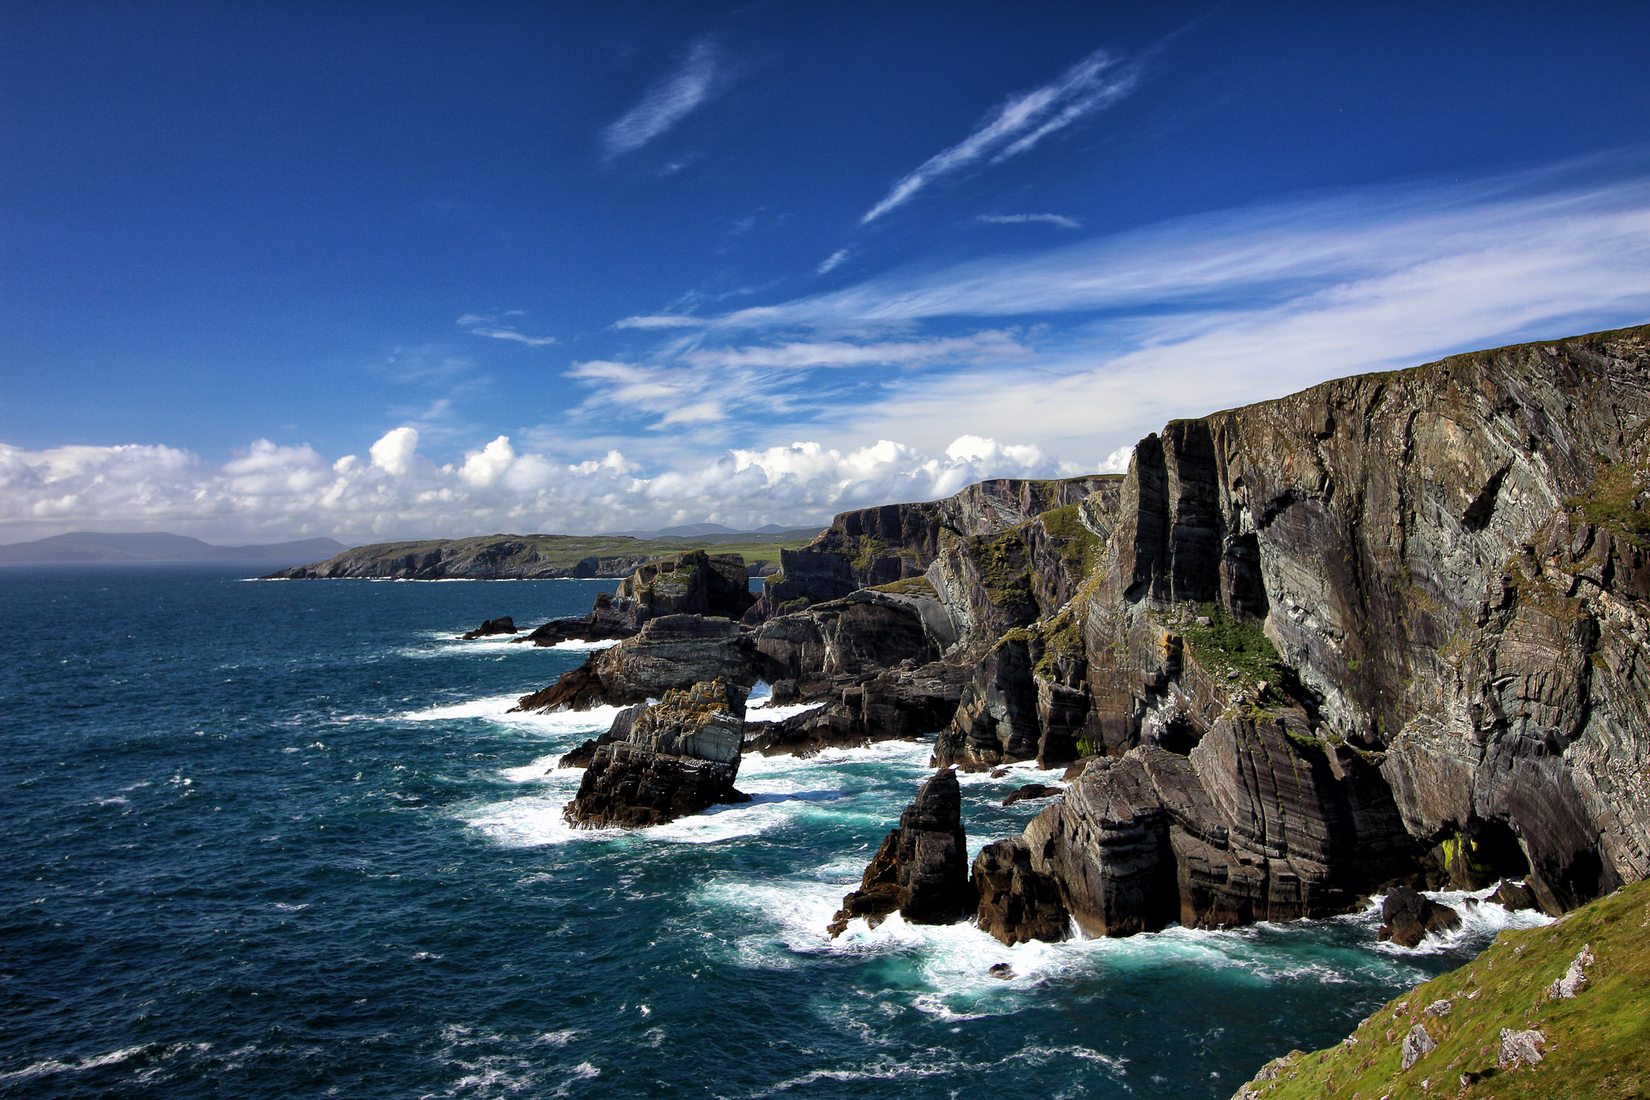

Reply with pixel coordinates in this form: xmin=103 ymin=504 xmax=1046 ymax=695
xmin=2 ymin=2 xmax=1648 ymax=543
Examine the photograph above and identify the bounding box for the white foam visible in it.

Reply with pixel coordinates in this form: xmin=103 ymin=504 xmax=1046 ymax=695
xmin=398 ymin=695 xmax=625 ymax=738
xmin=546 ymin=638 xmax=622 ymax=652
xmin=746 ymin=700 xmax=826 ymax=722
xmin=1365 ymin=885 xmax=1554 ymax=956
xmin=0 ymin=1044 xmax=153 ymax=1085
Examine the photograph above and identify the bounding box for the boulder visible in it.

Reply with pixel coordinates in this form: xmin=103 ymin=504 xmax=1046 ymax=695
xmin=1002 ymin=783 xmax=1063 ymax=807
xmin=1498 ymin=1028 xmax=1547 ymax=1070
xmin=971 ymin=836 xmax=1070 ymax=945
xmin=1546 ymin=943 xmax=1594 ymax=1000
xmin=827 ymin=768 xmax=973 ymax=936
xmin=563 ymin=680 xmax=749 ymax=828
xmin=1490 ymin=879 xmax=1539 ymax=912
xmin=1377 ymin=886 xmax=1462 ymax=948
xmin=461 ymin=616 xmax=517 ymax=639
xmin=1399 ymin=1023 xmax=1436 ymax=1071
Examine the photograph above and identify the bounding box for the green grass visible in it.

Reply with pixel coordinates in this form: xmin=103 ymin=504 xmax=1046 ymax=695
xmin=1176 ymin=603 xmax=1282 ymax=687
xmin=869 ymin=574 xmax=937 ymax=597
xmin=1570 ymin=448 xmax=1650 ymax=549
xmin=1236 ymin=878 xmax=1650 ymax=1099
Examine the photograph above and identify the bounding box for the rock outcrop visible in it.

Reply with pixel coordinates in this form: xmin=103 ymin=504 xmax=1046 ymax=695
xmin=826 ymin=768 xmax=974 ymax=936
xmin=516 ymin=550 xmax=757 ymax=647
xmin=461 ymin=616 xmax=517 ymax=639
xmin=971 ymin=836 xmax=1070 ymax=945
xmin=514 ymin=614 xmax=757 ymax=712
xmin=563 ymin=680 xmax=749 ymax=828
xmin=743 ymin=662 xmax=968 ymax=756
xmin=1377 ymin=886 xmax=1463 ymax=948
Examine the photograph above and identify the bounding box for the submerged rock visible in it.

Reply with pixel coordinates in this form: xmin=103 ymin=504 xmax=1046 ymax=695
xmin=827 ymin=768 xmax=973 ymax=936
xmin=1377 ymin=886 xmax=1462 ymax=948
xmin=563 ymin=679 xmax=749 ymax=829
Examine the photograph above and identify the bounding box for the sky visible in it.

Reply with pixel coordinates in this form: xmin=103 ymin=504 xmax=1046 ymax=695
xmin=2 ymin=1 xmax=1648 ymax=545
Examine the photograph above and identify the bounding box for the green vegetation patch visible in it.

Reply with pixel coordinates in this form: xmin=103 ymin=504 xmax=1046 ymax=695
xmin=1177 ymin=603 xmax=1282 ymax=686
xmin=870 ymin=574 xmax=937 ymax=597
xmin=1037 ymin=503 xmax=1103 ymax=580
xmin=1237 ymin=878 xmax=1650 ymax=1100
xmin=1570 ymin=450 xmax=1650 ymax=549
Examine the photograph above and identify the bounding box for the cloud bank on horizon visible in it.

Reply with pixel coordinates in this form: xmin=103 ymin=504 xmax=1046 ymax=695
xmin=2 ymin=5 xmax=1647 ymax=545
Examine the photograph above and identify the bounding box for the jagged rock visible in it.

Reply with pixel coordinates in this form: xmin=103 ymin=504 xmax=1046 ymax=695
xmin=514 ymin=615 xmax=757 ymax=712
xmin=1378 ymin=887 xmax=1463 ymax=948
xmin=827 ymin=769 xmax=973 ymax=936
xmin=461 ymin=616 xmax=517 ymax=639
xmin=557 ymin=703 xmax=644 ymax=769
xmin=1498 ymin=1027 xmax=1547 ymax=1069
xmin=752 ymin=588 xmax=957 ymax=689
xmin=1400 ymin=1023 xmax=1436 ymax=1070
xmin=1490 ymin=879 xmax=1539 ymax=911
xmin=1547 ymin=942 xmax=1594 ymax=999
xmin=1423 ymin=999 xmax=1452 ymax=1017
xmin=1025 ymin=720 xmax=1415 ymax=937
xmin=563 ymin=680 xmax=749 ymax=828
xmin=519 ymin=550 xmax=755 ymax=646
xmin=1002 ymin=783 xmax=1062 ymax=807
xmin=744 ymin=662 xmax=967 ymax=756
xmin=971 ymin=836 xmax=1070 ymax=945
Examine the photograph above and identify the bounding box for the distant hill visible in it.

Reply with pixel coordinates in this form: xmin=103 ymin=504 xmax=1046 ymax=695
xmin=617 ymin=522 xmax=823 ymax=540
xmin=0 ymin=531 xmax=347 ymax=565
xmin=269 ymin=529 xmax=823 ymax=580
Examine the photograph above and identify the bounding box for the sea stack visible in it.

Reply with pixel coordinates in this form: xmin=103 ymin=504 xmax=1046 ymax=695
xmin=563 ymin=679 xmax=749 ymax=828
xmin=827 ymin=767 xmax=974 ymax=936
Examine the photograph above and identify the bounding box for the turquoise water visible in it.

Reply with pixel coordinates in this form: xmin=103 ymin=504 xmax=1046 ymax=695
xmin=0 ymin=566 xmax=1548 ymax=1097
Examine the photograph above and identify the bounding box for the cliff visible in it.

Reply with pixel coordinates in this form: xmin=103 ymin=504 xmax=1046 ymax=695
xmin=979 ymin=325 xmax=1650 ymax=939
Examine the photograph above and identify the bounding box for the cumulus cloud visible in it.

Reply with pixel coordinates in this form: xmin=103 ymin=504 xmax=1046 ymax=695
xmin=0 ymin=431 xmax=1072 ymax=545
xmin=601 ymin=39 xmax=722 ymax=161
xmin=862 ymin=48 xmax=1137 ymax=223
xmin=370 ymin=427 xmax=420 ymax=476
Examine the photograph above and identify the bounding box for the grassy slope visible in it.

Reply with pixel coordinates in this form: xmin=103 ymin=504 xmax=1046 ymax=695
xmin=1237 ymin=880 xmax=1650 ymax=1099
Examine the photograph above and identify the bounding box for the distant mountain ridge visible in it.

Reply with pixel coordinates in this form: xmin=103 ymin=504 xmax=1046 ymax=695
xmin=0 ymin=531 xmax=347 ymax=565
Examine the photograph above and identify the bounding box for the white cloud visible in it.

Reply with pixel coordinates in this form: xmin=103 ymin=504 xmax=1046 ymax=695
xmin=602 ymin=39 xmax=721 ymax=160
xmin=370 ymin=427 xmax=419 ymax=476
xmin=456 ymin=435 xmax=517 ymax=488
xmin=816 ymin=248 xmax=850 ymax=275
xmin=862 ymin=48 xmax=1136 ymax=223
xmin=977 ymin=213 xmax=1082 ymax=229
xmin=612 ymin=314 xmax=707 ymax=330
xmin=0 ymin=431 xmax=1068 ymax=545
xmin=457 ymin=312 xmax=555 ymax=347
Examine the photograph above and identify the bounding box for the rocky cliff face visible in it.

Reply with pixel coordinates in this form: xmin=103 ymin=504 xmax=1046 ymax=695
xmin=999 ymin=326 xmax=1650 ymax=936
xmin=514 ymin=326 xmax=1650 ymax=939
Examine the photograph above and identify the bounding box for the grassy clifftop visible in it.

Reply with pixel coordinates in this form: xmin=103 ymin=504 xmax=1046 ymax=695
xmin=1235 ymin=880 xmax=1650 ymax=1099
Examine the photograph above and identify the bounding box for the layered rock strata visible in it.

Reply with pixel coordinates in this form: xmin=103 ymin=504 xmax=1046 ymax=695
xmin=513 ymin=614 xmax=757 ymax=712
xmin=563 ymin=679 xmax=749 ymax=828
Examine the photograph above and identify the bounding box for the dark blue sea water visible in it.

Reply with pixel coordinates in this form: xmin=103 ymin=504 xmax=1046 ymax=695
xmin=0 ymin=566 xmax=1549 ymax=1098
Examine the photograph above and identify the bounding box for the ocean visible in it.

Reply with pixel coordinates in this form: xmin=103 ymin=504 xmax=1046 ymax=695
xmin=0 ymin=566 xmax=1550 ymax=1098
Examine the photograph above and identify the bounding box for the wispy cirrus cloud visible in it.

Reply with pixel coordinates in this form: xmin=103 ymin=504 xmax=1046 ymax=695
xmin=457 ymin=312 xmax=556 ymax=347
xmin=601 ymin=39 xmax=723 ymax=161
xmin=977 ymin=212 xmax=1083 ymax=229
xmin=816 ymin=248 xmax=850 ymax=275
xmin=861 ymin=48 xmax=1137 ymax=223
xmin=566 ymin=330 xmax=1031 ymax=434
